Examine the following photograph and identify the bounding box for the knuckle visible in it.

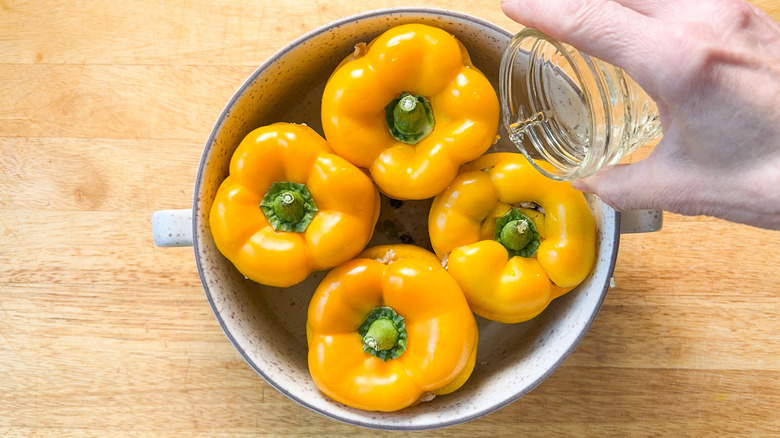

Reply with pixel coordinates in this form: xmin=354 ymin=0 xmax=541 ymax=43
xmin=558 ymin=0 xmax=616 ymax=43
xmin=656 ymin=24 xmax=721 ymax=96
xmin=556 ymin=0 xmax=591 ymax=34
xmin=598 ymin=189 xmax=640 ymax=213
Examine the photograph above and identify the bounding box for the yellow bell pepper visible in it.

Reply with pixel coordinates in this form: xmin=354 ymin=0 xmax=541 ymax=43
xmin=321 ymin=23 xmax=500 ymax=200
xmin=306 ymin=244 xmax=479 ymax=412
xmin=209 ymin=122 xmax=380 ymax=288
xmin=428 ymin=153 xmax=596 ymax=323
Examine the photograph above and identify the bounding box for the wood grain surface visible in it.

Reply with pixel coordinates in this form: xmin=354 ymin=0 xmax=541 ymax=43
xmin=2 ymin=1 xmax=779 ymax=436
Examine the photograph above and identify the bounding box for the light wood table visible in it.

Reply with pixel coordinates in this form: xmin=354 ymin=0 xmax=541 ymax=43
xmin=2 ymin=1 xmax=778 ymax=436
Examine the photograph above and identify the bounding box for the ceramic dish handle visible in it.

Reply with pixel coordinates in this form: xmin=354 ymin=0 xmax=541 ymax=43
xmin=152 ymin=209 xmax=193 ymax=247
xmin=620 ymin=209 xmax=663 ymax=234
xmin=151 ymin=207 xmax=663 ymax=246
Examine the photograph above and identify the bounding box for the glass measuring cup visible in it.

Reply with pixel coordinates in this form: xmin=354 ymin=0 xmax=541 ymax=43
xmin=500 ymin=28 xmax=663 ymax=181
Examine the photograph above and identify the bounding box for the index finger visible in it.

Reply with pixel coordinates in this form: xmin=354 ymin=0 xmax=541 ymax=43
xmin=601 ymin=0 xmax=687 ymax=20
xmin=501 ymin=0 xmax=667 ymax=92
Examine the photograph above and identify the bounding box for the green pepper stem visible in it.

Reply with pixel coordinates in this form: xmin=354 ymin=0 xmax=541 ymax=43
xmin=273 ymin=190 xmax=305 ymax=223
xmin=363 ymin=318 xmax=399 ymax=351
xmin=494 ymin=209 xmax=541 ymax=258
xmin=385 ymin=92 xmax=435 ymax=145
xmin=358 ymin=307 xmax=408 ymax=361
xmin=397 ymin=94 xmax=419 ymax=113
xmin=500 ymin=219 xmax=532 ymax=251
xmin=259 ymin=181 xmax=317 ymax=232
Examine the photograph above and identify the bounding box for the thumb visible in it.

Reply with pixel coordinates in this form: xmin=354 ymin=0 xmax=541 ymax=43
xmin=571 ymin=160 xmax=667 ymax=212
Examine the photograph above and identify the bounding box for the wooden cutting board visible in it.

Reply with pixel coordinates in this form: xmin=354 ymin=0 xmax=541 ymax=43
xmin=2 ymin=0 xmax=779 ymax=436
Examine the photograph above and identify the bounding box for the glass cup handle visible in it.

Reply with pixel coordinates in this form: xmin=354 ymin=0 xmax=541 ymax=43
xmin=152 ymin=209 xmax=194 ymax=247
xmin=619 ymin=209 xmax=663 ymax=234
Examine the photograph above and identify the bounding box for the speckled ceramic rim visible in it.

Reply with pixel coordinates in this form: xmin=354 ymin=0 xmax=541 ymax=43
xmin=192 ymin=7 xmax=621 ymax=430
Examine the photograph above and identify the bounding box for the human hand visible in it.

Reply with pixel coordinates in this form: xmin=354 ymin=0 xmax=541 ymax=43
xmin=502 ymin=0 xmax=780 ymax=229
